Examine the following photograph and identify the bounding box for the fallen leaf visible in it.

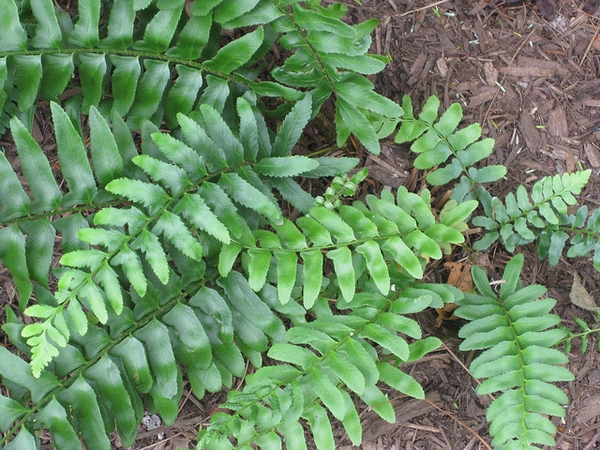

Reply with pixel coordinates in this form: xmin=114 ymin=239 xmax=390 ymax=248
xmin=570 ymin=273 xmax=600 ymax=311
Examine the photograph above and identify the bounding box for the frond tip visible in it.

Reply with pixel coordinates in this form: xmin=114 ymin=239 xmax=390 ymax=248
xmin=455 ymin=254 xmax=574 ymax=449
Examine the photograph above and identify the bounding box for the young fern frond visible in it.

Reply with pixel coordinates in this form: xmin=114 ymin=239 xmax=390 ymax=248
xmin=472 ymin=170 xmax=593 ymax=267
xmin=455 ymin=254 xmax=574 ymax=449
xmin=392 ymin=95 xmax=507 ymax=201
xmin=223 ymin=186 xmax=477 ymax=308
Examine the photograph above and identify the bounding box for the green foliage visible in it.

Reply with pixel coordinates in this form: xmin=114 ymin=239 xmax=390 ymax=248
xmin=455 ymin=254 xmax=574 ymax=449
xmin=473 ymin=171 xmax=593 ymax=266
xmin=0 ymin=1 xmax=594 ymax=449
xmin=392 ymin=95 xmax=507 ymax=201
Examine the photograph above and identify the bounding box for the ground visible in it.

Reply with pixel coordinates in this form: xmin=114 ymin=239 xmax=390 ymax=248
xmin=4 ymin=1 xmax=600 ymax=449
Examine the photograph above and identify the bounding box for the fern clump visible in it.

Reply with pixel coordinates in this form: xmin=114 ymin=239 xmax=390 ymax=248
xmin=455 ymin=254 xmax=574 ymax=449
xmin=0 ymin=0 xmax=593 ymax=449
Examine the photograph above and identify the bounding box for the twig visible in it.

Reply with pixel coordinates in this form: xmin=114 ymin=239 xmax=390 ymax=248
xmin=581 ymin=27 xmax=599 ymax=67
xmin=422 ymin=398 xmax=494 ymax=450
xmin=482 ymin=28 xmax=537 ymax=127
xmin=398 ymin=0 xmax=450 ymax=17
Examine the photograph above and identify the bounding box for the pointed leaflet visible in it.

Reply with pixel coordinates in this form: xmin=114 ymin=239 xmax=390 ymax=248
xmin=135 ymin=319 xmax=179 ymax=399
xmin=178 ymin=114 xmax=228 ymax=171
xmin=301 ymin=250 xmax=323 ymax=309
xmin=327 ymin=246 xmax=355 ymax=302
xmin=153 ymin=210 xmax=204 ymax=261
xmin=199 ymin=75 xmax=230 ymax=115
xmin=204 ymin=26 xmax=264 ymax=74
xmin=220 ymin=172 xmax=283 ymax=225
xmin=57 ymin=376 xmax=111 ymax=450
xmin=0 ymin=395 xmax=27 ymax=433
xmin=173 ymin=193 xmax=230 ymax=244
xmin=31 ymin=0 xmax=62 ymax=48
xmin=152 ymin=131 xmax=207 ymax=181
xmin=110 ymin=336 xmax=153 ymax=393
xmin=334 ymin=77 xmax=403 ymax=118
xmin=166 ymin=14 xmax=212 ymax=59
xmin=305 ymin=367 xmax=348 ymax=420
xmin=213 ymin=0 xmax=260 ymax=23
xmin=165 ymin=65 xmax=204 ymax=127
xmin=248 ymin=249 xmax=271 ymax=292
xmin=40 ymin=54 xmax=75 ymax=101
xmin=84 ymin=356 xmax=138 ymax=447
xmin=111 ymin=245 xmax=147 ymax=297
xmin=336 ymin=97 xmax=380 ymax=154
xmin=79 ymin=52 xmax=107 ymax=112
xmin=105 ymin=178 xmax=170 ymax=214
xmin=162 ymin=303 xmax=211 ymax=365
xmin=219 ymin=271 xmax=283 ymax=339
xmin=309 ymin=206 xmax=355 ymax=244
xmin=322 ymin=352 xmax=365 ymax=395
xmin=360 ymin=323 xmax=409 ymax=361
xmin=15 ymin=55 xmax=43 ymax=112
xmin=0 ymin=151 xmax=30 ymax=221
xmin=107 ymin=56 xmax=141 ymax=117
xmin=0 ymin=226 xmax=32 ymax=311
xmin=68 ymin=0 xmax=100 ymax=47
xmin=132 ymin=154 xmax=191 ymax=196
xmin=20 ymin=219 xmax=55 ymax=288
xmin=378 ymin=362 xmax=424 ymax=399
xmin=303 ymin=404 xmax=335 ymax=450
xmin=127 ymin=60 xmax=171 ymax=129
xmin=89 ymin=106 xmax=123 ymax=187
xmin=4 ymin=429 xmax=37 ymax=450
xmin=36 ymin=398 xmax=82 ymax=450
xmin=130 ymin=228 xmax=170 ymax=284
xmin=189 ymin=287 xmax=235 ymax=344
xmin=254 ymin=156 xmax=319 ymax=177
xmin=134 ymin=7 xmax=182 ymax=52
xmin=51 ymin=102 xmax=97 ymax=205
xmin=0 ymin=0 xmax=27 ymax=51
xmin=102 ymin=0 xmax=135 ymax=48
xmin=355 ymin=240 xmax=390 ymax=295
xmin=271 ymin=93 xmax=312 ymax=156
xmin=292 ymin=3 xmax=356 ymax=37
xmin=275 ymin=250 xmax=298 ymax=304
xmin=198 ymin=103 xmax=245 ymax=163
xmin=10 ymin=116 xmax=62 ymax=212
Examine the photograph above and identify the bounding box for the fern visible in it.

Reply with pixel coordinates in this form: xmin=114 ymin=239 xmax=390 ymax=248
xmin=472 ymin=170 xmax=593 ymax=266
xmin=392 ymin=95 xmax=507 ymax=201
xmin=0 ymin=1 xmax=591 ymax=449
xmin=455 ymin=254 xmax=574 ymax=449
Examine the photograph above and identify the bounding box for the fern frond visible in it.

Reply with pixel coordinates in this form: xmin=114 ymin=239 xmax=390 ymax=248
xmin=228 ymin=184 xmax=477 ymax=307
xmin=198 ymin=281 xmax=454 ymax=450
xmin=455 ymin=254 xmax=574 ymax=449
xmin=394 ymin=95 xmax=507 ymax=201
xmin=472 ymin=170 xmax=593 ymax=266
xmin=7 ymin=94 xmax=355 ymax=378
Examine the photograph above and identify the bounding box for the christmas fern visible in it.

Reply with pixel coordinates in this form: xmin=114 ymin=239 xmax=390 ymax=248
xmin=0 ymin=1 xmax=594 ymax=449
xmin=455 ymin=254 xmax=574 ymax=449
xmin=472 ymin=171 xmax=594 ymax=266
